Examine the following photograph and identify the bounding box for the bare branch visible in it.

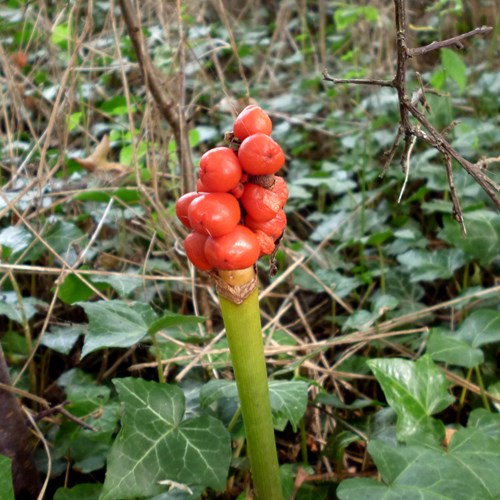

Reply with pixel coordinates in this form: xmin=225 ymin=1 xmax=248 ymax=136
xmin=323 ymin=0 xmax=500 ymax=218
xmin=444 ymin=154 xmax=467 ymax=236
xmin=409 ymin=26 xmax=492 ymax=57
xmin=322 ymin=69 xmax=394 ymax=88
xmin=118 ymin=0 xmax=195 ymax=192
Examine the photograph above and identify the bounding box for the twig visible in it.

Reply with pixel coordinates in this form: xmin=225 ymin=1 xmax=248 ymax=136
xmin=322 ymin=70 xmax=394 ymax=88
xmin=444 ymin=154 xmax=467 ymax=236
xmin=117 ymin=0 xmax=195 ymax=192
xmin=397 ymin=132 xmax=417 ymax=203
xmin=34 ymin=403 xmax=97 ymax=432
xmin=323 ymin=0 xmax=500 ymax=220
xmin=408 ymin=26 xmax=492 ymax=57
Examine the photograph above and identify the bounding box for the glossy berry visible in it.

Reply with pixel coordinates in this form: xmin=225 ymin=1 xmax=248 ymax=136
xmin=176 ymin=192 xmax=202 ymax=229
xmin=205 ymin=225 xmax=260 ymax=270
xmin=245 ymin=209 xmax=286 ymax=240
xmin=233 ymin=105 xmax=272 ymax=141
xmin=188 ymin=193 xmax=241 ymax=237
xmin=271 ymin=175 xmax=288 ymax=208
xmin=184 ymin=232 xmax=212 ymax=271
xmin=230 ymin=182 xmax=245 ymax=199
xmin=254 ymin=229 xmax=275 ymax=255
xmin=240 ymin=183 xmax=281 ymax=222
xmin=199 ymin=147 xmax=242 ymax=192
xmin=196 ymin=178 xmax=208 ymax=192
xmin=238 ymin=133 xmax=285 ymax=175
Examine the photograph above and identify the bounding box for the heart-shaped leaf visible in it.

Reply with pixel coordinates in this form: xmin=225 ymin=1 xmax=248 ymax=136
xmin=200 ymin=379 xmax=308 ymax=431
xmin=100 ymin=378 xmax=231 ymax=499
xmin=367 ymin=355 xmax=454 ymax=443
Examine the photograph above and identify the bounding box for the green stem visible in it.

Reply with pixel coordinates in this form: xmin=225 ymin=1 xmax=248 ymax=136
xmin=218 ymin=269 xmax=283 ymax=500
xmin=150 ymin=333 xmax=165 ymax=383
xmin=474 ymin=365 xmax=491 ymax=411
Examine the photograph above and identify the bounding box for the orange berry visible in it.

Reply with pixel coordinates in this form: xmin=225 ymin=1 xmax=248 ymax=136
xmin=238 ymin=133 xmax=285 ymax=175
xmin=233 ymin=105 xmax=272 ymax=141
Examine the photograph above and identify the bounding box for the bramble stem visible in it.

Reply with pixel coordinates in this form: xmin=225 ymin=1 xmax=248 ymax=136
xmin=218 ymin=268 xmax=283 ymax=500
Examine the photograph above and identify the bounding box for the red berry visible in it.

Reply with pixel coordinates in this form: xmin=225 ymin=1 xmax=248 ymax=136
xmin=253 ymin=229 xmax=275 ymax=255
xmin=199 ymin=147 xmax=242 ymax=192
xmin=176 ymin=192 xmax=202 ymax=229
xmin=238 ymin=133 xmax=285 ymax=175
xmin=233 ymin=105 xmax=272 ymax=141
xmin=197 ymin=178 xmax=208 ymax=192
xmin=188 ymin=193 xmax=241 ymax=237
xmin=205 ymin=225 xmax=260 ymax=270
xmin=184 ymin=232 xmax=212 ymax=271
xmin=245 ymin=209 xmax=286 ymax=240
xmin=271 ymin=176 xmax=288 ymax=208
xmin=230 ymin=182 xmax=245 ymax=199
xmin=240 ymin=183 xmax=281 ymax=222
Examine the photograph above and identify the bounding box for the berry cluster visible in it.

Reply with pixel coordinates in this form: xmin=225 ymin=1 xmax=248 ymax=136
xmin=176 ymin=105 xmax=288 ymax=271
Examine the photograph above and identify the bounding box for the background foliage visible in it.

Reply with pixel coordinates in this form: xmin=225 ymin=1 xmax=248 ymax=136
xmin=0 ymin=0 xmax=499 ymax=498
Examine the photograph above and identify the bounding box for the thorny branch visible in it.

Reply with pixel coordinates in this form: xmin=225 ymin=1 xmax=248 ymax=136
xmin=118 ymin=0 xmax=195 ymax=192
xmin=323 ymin=0 xmax=499 ymax=235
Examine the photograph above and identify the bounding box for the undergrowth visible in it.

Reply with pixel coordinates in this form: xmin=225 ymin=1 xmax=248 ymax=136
xmin=0 ymin=1 xmax=499 ymax=499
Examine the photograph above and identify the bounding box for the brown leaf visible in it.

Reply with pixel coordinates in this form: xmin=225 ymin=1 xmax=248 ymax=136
xmin=75 ymin=135 xmax=130 ymax=175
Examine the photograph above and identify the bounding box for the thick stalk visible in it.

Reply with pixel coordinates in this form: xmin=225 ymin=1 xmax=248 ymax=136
xmin=218 ymin=268 xmax=283 ymax=500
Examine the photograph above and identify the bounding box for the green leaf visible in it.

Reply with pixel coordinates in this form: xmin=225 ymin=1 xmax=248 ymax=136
xmin=23 ymin=221 xmax=88 ymax=266
xmin=58 ymin=274 xmax=96 ymax=304
xmin=41 ymin=325 xmax=85 ymax=354
xmin=200 ymin=380 xmax=309 ymax=431
xmin=90 ymin=274 xmax=144 ymax=298
xmin=439 ymin=210 xmax=500 ymax=265
xmin=57 ymin=368 xmax=111 ymax=416
xmin=397 ymin=248 xmax=467 ymax=282
xmin=468 ymin=408 xmax=500 ymax=440
xmin=367 ymin=356 xmax=454 ymax=443
xmin=338 ymin=425 xmax=500 ymax=499
xmin=101 ymin=378 xmax=231 ymax=499
xmin=54 ymin=484 xmax=102 ymax=500
xmin=427 ymin=328 xmax=484 ymax=368
xmin=0 ymin=225 xmax=32 ymax=259
xmin=0 ymin=292 xmax=47 ymax=324
xmin=78 ymin=300 xmax=157 ymax=356
xmin=441 ymin=48 xmax=467 ymax=93
xmin=148 ymin=313 xmax=205 ymax=336
xmin=119 ymin=141 xmax=147 ymax=166
xmin=53 ymin=402 xmax=120 ymax=473
xmin=456 ymin=309 xmax=500 ymax=347
xmin=0 ymin=455 xmax=14 ymax=500
xmin=99 ymin=96 xmax=135 ymax=116
xmin=449 ymin=427 xmax=500 ymax=497
xmin=334 ymin=6 xmax=379 ymax=31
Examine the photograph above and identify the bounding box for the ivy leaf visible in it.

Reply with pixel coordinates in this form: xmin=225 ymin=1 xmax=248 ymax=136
xmin=427 ymin=328 xmax=484 ymax=368
xmin=41 ymin=325 xmax=86 ymax=354
xmin=0 ymin=292 xmax=47 ymax=324
xmin=456 ymin=309 xmax=500 ymax=347
xmin=468 ymin=408 xmax=500 ymax=440
xmin=0 ymin=455 xmax=14 ymax=500
xmin=397 ymin=248 xmax=467 ymax=282
xmin=200 ymin=380 xmax=309 ymax=431
xmin=338 ymin=426 xmax=500 ymax=499
xmin=100 ymin=378 xmax=231 ymax=499
xmin=24 ymin=221 xmax=88 ymax=266
xmin=367 ymin=355 xmax=455 ymax=443
xmin=78 ymin=300 xmax=157 ymax=357
xmin=54 ymin=483 xmax=102 ymax=500
xmin=439 ymin=210 xmax=500 ymax=265
xmin=441 ymin=48 xmax=467 ymax=93
xmin=78 ymin=300 xmax=201 ymax=357
xmin=0 ymin=225 xmax=32 ymax=260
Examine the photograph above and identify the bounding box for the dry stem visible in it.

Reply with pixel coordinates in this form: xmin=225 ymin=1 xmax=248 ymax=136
xmin=323 ymin=0 xmax=500 ymax=225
